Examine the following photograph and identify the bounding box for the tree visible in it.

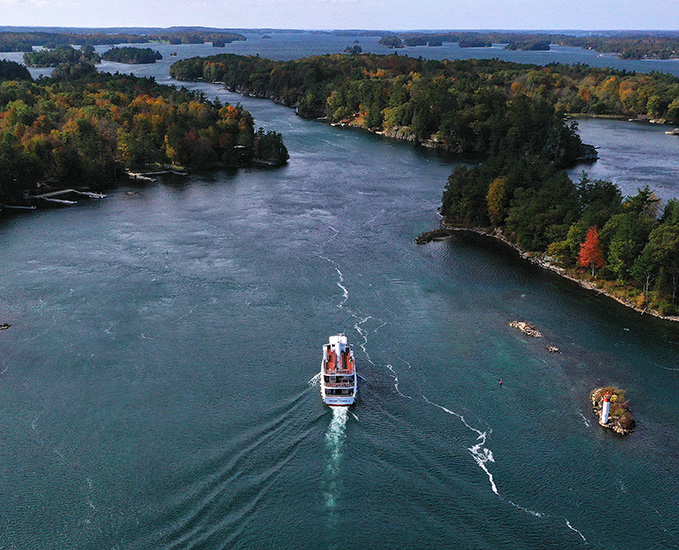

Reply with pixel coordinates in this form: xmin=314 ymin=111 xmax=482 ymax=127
xmin=578 ymin=226 xmax=605 ymax=277
xmin=486 ymin=176 xmax=507 ymax=226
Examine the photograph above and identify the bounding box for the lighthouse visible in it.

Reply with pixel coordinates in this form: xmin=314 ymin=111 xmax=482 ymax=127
xmin=600 ymin=393 xmax=611 ymax=424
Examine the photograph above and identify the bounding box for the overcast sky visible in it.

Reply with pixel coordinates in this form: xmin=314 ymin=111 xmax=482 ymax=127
xmin=1 ymin=0 xmax=677 ymax=30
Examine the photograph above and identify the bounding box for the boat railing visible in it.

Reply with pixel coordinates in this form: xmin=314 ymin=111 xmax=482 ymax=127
xmin=325 ymin=381 xmax=355 ymax=388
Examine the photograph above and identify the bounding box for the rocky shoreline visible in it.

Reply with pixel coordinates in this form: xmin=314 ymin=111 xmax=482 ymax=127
xmin=416 ymin=226 xmax=679 ymax=324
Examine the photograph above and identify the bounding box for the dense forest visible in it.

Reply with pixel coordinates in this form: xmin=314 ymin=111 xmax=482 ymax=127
xmin=442 ymin=156 xmax=679 ymax=315
xmin=170 ymin=53 xmax=589 ymax=166
xmin=0 ymin=61 xmax=287 ymax=206
xmin=171 ymin=52 xmax=679 ymax=123
xmin=24 ymin=45 xmax=100 ymax=67
xmin=101 ymin=47 xmax=163 ymax=64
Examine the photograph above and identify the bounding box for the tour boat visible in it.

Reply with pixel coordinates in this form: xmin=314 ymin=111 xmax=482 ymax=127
xmin=320 ymin=334 xmax=357 ymax=406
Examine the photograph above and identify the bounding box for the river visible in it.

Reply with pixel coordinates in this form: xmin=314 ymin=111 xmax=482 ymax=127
xmin=1 ymin=37 xmax=679 ymax=550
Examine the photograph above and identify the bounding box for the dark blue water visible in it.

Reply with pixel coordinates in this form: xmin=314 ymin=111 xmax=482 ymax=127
xmin=2 ymin=35 xmax=679 ymax=550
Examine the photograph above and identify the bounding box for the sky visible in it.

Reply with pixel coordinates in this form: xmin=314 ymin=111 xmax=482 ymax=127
xmin=0 ymin=0 xmax=677 ymax=30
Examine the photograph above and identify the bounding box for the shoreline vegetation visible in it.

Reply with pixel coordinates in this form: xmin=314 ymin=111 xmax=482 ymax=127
xmin=0 ymin=60 xmax=288 ymax=213
xmin=416 ymin=225 xmax=679 ymax=323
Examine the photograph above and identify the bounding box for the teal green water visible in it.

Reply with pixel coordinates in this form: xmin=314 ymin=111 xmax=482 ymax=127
xmin=2 ymin=42 xmax=679 ymax=550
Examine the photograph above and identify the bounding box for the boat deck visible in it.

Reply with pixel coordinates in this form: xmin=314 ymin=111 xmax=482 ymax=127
xmin=323 ymin=344 xmax=355 ymax=374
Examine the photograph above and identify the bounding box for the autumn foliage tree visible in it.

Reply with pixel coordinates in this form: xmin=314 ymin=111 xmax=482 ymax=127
xmin=578 ymin=226 xmax=605 ymax=277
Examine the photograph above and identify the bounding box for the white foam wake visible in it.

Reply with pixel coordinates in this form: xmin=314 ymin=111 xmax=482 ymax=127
xmin=324 ymin=407 xmax=349 ymax=513
xmin=565 ymin=519 xmax=588 ymax=543
xmin=422 ymin=395 xmax=547 ymax=518
xmin=385 ymin=364 xmax=412 ymax=399
xmin=422 ymin=395 xmax=498 ymax=494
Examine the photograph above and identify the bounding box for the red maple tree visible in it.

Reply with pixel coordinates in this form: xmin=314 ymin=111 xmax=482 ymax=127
xmin=578 ymin=226 xmax=605 ymax=277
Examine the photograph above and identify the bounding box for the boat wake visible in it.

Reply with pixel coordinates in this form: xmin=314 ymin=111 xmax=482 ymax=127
xmin=565 ymin=519 xmax=588 ymax=543
xmin=422 ymin=395 xmax=499 ymax=495
xmin=318 ymin=226 xmax=407 ymax=400
xmin=422 ymin=394 xmax=545 ymax=519
xmin=323 ymin=407 xmax=349 ymax=528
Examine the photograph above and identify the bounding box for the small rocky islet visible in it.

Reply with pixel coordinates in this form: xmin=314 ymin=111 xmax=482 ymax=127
xmin=591 ymin=387 xmax=636 ymax=435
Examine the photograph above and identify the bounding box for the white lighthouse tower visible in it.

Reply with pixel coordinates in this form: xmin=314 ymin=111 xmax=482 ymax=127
xmin=600 ymin=393 xmax=611 ymax=424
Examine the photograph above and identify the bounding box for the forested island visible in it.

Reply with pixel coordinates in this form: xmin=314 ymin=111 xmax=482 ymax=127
xmin=440 ymin=155 xmax=679 ymax=315
xmin=24 ymin=44 xmax=100 ymax=67
xmin=385 ymin=31 xmax=679 ymax=60
xmin=170 ymin=53 xmax=589 ymax=166
xmin=170 ymin=52 xmax=679 ymax=151
xmin=101 ymin=46 xmax=162 ymax=64
xmin=0 ymin=61 xmax=287 ymax=209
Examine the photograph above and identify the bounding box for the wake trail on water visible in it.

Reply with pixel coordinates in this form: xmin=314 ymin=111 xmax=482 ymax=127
xmin=323 ymin=407 xmax=349 ymax=532
xmin=422 ymin=394 xmax=545 ymax=519
xmin=316 ymin=226 xmax=407 ymax=400
xmin=565 ymin=520 xmax=588 ymax=543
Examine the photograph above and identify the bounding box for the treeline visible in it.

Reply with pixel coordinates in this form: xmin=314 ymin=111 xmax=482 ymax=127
xmin=24 ymin=45 xmax=100 ymax=67
xmin=0 ymin=62 xmax=286 ymax=205
xmin=442 ymin=155 xmax=679 ymax=314
xmin=0 ymin=31 xmax=149 ymax=52
xmin=0 ymin=59 xmax=31 ymax=82
xmin=170 ymin=53 xmax=586 ymax=166
xmin=101 ymin=47 xmax=162 ymax=64
xmin=388 ymin=31 xmax=679 ymax=60
xmin=0 ymin=30 xmax=246 ymax=53
xmin=180 ymin=53 xmax=679 ymax=123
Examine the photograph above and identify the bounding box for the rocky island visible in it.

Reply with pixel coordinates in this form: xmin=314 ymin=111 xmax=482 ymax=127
xmin=591 ymin=387 xmax=636 ymax=435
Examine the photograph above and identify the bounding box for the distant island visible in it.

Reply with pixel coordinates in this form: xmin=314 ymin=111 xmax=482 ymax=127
xmin=505 ymin=40 xmax=550 ymax=51
xmin=24 ymin=44 xmax=100 ymax=67
xmin=101 ymin=46 xmax=162 ymax=64
xmin=0 ymin=28 xmax=247 ymax=52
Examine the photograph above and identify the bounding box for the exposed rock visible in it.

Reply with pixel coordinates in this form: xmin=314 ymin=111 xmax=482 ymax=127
xmin=547 ymin=345 xmax=559 ymax=353
xmin=415 ymin=228 xmax=453 ymax=244
xmin=509 ymin=320 xmax=543 ymax=338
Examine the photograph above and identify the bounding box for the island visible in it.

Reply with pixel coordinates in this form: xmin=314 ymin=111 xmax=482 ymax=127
xmin=591 ymin=387 xmax=635 ymax=435
xmin=0 ymin=61 xmax=287 ymax=212
xmin=24 ymin=45 xmax=100 ymax=67
xmin=101 ymin=46 xmax=163 ymax=64
xmin=459 ymin=39 xmax=492 ymax=48
xmin=504 ymin=40 xmax=550 ymax=51
xmin=378 ymin=35 xmax=404 ymax=48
